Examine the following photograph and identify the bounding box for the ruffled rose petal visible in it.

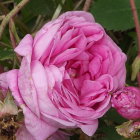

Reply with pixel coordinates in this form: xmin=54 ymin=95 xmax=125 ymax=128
xmin=7 ymin=70 xmax=23 ymax=104
xmin=79 ymin=119 xmax=98 ymax=136
xmin=21 ymin=105 xmax=58 ymax=140
xmin=16 ymin=125 xmax=35 ymax=140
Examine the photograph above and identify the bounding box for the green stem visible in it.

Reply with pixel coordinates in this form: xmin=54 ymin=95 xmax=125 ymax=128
xmin=0 ymin=0 xmax=30 ymax=40
xmin=52 ymin=0 xmax=65 ymax=20
xmin=74 ymin=0 xmax=84 ymax=10
xmin=83 ymin=0 xmax=93 ymax=11
xmin=130 ymin=0 xmax=140 ymax=87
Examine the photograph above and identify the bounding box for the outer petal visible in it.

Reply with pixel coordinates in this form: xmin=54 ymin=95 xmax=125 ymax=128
xmin=59 ymin=11 xmax=95 ymax=22
xmin=16 ymin=125 xmax=35 ymax=140
xmin=48 ymin=130 xmax=70 ymax=140
xmin=0 ymin=72 xmax=8 ymax=89
xmin=16 ymin=127 xmax=70 ymax=140
xmin=42 ymin=112 xmax=76 ymax=127
xmin=6 ymin=70 xmax=24 ymax=104
xmin=31 ymin=61 xmax=59 ymax=117
xmin=15 ymin=34 xmax=33 ymax=62
xmin=21 ymin=105 xmax=58 ymax=140
xmin=18 ymin=58 xmax=40 ymax=117
xmin=79 ymin=120 xmax=98 ymax=136
xmin=0 ymin=72 xmax=8 ymax=97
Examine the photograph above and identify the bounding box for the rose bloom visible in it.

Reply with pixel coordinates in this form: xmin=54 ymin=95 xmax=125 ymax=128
xmin=0 ymin=11 xmax=126 ymax=140
xmin=112 ymin=86 xmax=140 ymax=120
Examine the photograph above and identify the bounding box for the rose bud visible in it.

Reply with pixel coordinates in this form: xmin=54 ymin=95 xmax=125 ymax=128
xmin=112 ymin=86 xmax=140 ymax=120
xmin=0 ymin=11 xmax=126 ymax=139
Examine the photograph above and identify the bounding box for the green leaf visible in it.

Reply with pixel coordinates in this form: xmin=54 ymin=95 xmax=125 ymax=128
xmin=90 ymin=0 xmax=140 ymax=31
xmin=96 ymin=120 xmax=122 ymax=140
xmin=0 ymin=47 xmax=14 ymax=61
xmin=103 ymin=109 xmax=127 ymax=124
xmin=62 ymin=0 xmax=73 ymax=11
xmin=94 ymin=109 xmax=127 ymax=140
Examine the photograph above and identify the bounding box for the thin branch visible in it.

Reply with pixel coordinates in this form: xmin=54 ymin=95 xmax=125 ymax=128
xmin=130 ymin=0 xmax=140 ymax=54
xmin=0 ymin=0 xmax=30 ymax=40
xmin=31 ymin=15 xmax=42 ymax=32
xmin=130 ymin=0 xmax=140 ymax=87
xmin=83 ymin=0 xmax=93 ymax=11
xmin=0 ymin=2 xmax=30 ymax=33
xmin=9 ymin=19 xmax=21 ymax=62
xmin=9 ymin=20 xmax=17 ymax=49
xmin=0 ymin=15 xmax=5 ymax=20
xmin=74 ymin=0 xmax=84 ymax=10
xmin=52 ymin=0 xmax=65 ymax=20
xmin=0 ymin=42 xmax=10 ymax=47
xmin=9 ymin=19 xmax=20 ymax=43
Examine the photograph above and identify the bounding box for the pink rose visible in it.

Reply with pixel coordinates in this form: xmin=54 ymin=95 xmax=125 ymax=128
xmin=0 ymin=11 xmax=126 ymax=139
xmin=112 ymin=86 xmax=140 ymax=120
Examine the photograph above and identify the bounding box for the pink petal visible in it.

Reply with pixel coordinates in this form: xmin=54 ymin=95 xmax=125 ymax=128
xmin=74 ymin=34 xmax=87 ymax=50
xmin=98 ymin=74 xmax=114 ymax=91
xmin=52 ymin=28 xmax=74 ymax=55
xmin=6 ymin=70 xmax=23 ymax=104
xmin=31 ymin=61 xmax=59 ymax=117
xmin=79 ymin=119 xmax=98 ymax=136
xmin=51 ymin=48 xmax=82 ymax=64
xmin=59 ymin=11 xmax=95 ymax=22
xmin=48 ymin=130 xmax=70 ymax=140
xmin=81 ymin=80 xmax=103 ymax=96
xmin=0 ymin=72 xmax=8 ymax=90
xmin=49 ymin=65 xmax=63 ymax=82
xmin=42 ymin=112 xmax=76 ymax=127
xmin=33 ymin=22 xmax=63 ymax=60
xmin=21 ymin=105 xmax=58 ymax=140
xmin=45 ymin=67 xmax=55 ymax=89
xmin=31 ymin=60 xmax=48 ymax=96
xmin=15 ymin=34 xmax=33 ymax=61
xmin=89 ymin=56 xmax=101 ymax=77
xmin=96 ymin=95 xmax=111 ymax=112
xmin=18 ymin=58 xmax=40 ymax=116
xmin=16 ymin=125 xmax=35 ymax=140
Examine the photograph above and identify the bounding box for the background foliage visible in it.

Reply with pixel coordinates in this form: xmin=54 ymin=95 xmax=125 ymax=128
xmin=0 ymin=0 xmax=139 ymax=139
